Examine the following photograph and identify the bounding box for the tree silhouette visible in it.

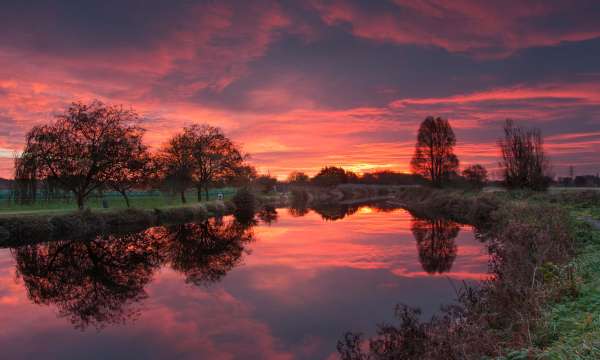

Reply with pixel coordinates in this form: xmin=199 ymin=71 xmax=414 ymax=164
xmin=411 ymin=218 xmax=460 ymax=274
xmin=159 ymin=125 xmax=247 ymax=202
xmin=311 ymin=166 xmax=349 ymax=187
xmin=13 ymin=231 xmax=164 ymax=330
xmin=165 ymin=219 xmax=254 ymax=286
xmin=106 ymin=145 xmax=154 ymax=207
xmin=158 ymin=131 xmax=195 ymax=203
xmin=17 ymin=101 xmax=146 ymax=209
xmin=498 ymin=119 xmax=549 ymax=190
xmin=411 ymin=117 xmax=459 ymax=187
xmin=188 ymin=125 xmax=246 ymax=201
xmin=462 ymin=164 xmax=488 ymax=188
xmin=287 ymin=171 xmax=310 ymax=185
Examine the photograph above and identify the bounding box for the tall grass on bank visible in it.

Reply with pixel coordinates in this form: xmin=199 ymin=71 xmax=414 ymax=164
xmin=338 ymin=191 xmax=577 ymax=359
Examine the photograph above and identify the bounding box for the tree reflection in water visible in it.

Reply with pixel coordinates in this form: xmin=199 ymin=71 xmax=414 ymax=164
xmin=288 ymin=204 xmax=309 ymax=217
xmin=13 ymin=231 xmax=164 ymax=330
xmin=165 ymin=219 xmax=254 ymax=286
xmin=311 ymin=204 xmax=360 ymax=221
xmin=11 ymin=217 xmax=254 ymax=330
xmin=411 ymin=218 xmax=460 ymax=274
xmin=257 ymin=205 xmax=278 ymax=225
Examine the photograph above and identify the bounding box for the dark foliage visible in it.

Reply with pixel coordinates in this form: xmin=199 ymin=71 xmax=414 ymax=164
xmin=16 ymin=101 xmax=145 ymax=209
xmin=411 ymin=116 xmax=459 ymax=187
xmin=165 ymin=219 xmax=254 ymax=286
xmin=232 ymin=187 xmax=256 ymax=223
xmin=254 ymin=174 xmax=278 ymax=193
xmin=412 ymin=218 xmax=459 ymax=274
xmin=462 ymin=164 xmax=488 ymax=188
xmin=311 ymin=166 xmax=351 ymax=187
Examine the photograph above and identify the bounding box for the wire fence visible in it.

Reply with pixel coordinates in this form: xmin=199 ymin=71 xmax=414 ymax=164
xmin=0 ymin=187 xmax=238 ymax=212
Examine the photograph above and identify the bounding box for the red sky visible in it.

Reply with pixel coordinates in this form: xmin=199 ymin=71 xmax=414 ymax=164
xmin=1 ymin=0 xmax=600 ymax=179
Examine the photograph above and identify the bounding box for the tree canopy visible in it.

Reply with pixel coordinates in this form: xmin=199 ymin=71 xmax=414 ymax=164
xmin=410 ymin=116 xmax=459 ymax=187
xmin=17 ymin=101 xmax=145 ymax=209
xmin=159 ymin=124 xmax=247 ymax=202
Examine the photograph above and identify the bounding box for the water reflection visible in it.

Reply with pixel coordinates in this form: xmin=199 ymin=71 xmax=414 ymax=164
xmin=310 ymin=203 xmax=360 ymax=221
xmin=166 ymin=220 xmax=254 ymax=286
xmin=411 ymin=218 xmax=460 ymax=274
xmin=12 ymin=217 xmax=254 ymax=330
xmin=256 ymin=205 xmax=278 ymax=225
xmin=13 ymin=232 xmax=162 ymax=330
xmin=0 ymin=206 xmax=488 ymax=359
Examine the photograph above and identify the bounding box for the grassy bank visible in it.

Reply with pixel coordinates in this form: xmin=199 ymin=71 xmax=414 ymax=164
xmin=0 ymin=188 xmax=237 ymax=215
xmin=535 ymin=198 xmax=600 ymax=358
xmin=0 ymin=191 xmax=286 ymax=247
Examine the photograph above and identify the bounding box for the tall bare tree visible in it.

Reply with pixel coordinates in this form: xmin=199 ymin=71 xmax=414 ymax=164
xmin=410 ymin=116 xmax=459 ymax=187
xmin=18 ymin=101 xmax=145 ymax=209
xmin=498 ymin=119 xmax=549 ymax=190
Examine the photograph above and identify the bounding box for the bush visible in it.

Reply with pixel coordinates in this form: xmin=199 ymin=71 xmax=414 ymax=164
xmin=232 ymin=187 xmax=256 ymax=223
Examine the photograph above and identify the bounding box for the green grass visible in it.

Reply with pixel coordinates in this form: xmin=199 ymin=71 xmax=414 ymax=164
xmin=0 ymin=188 xmax=237 ymax=216
xmin=537 ymin=207 xmax=600 ymax=359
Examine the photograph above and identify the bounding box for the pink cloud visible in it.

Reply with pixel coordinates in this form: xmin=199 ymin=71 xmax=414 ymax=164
xmin=311 ymin=0 xmax=600 ymax=58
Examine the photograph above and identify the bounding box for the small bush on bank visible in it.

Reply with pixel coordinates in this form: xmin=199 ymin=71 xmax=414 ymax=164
xmin=232 ymin=187 xmax=256 ymax=223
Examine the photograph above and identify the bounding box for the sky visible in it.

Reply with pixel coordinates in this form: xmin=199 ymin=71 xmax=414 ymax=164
xmin=1 ymin=0 xmax=600 ymax=179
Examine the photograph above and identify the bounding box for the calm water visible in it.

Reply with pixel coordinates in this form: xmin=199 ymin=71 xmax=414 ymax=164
xmin=0 ymin=206 xmax=488 ymax=360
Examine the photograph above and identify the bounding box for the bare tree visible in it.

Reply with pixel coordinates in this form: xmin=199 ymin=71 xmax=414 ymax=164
xmin=18 ymin=101 xmax=145 ymax=209
xmin=410 ymin=116 xmax=459 ymax=187
xmin=498 ymin=119 xmax=549 ymax=190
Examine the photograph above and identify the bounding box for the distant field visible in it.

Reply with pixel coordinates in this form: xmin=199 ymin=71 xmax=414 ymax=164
xmin=0 ymin=188 xmax=236 ymax=215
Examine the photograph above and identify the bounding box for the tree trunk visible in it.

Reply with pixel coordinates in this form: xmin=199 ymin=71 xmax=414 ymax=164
xmin=76 ymin=193 xmax=85 ymax=210
xmin=204 ymin=186 xmax=209 ymax=201
xmin=197 ymin=187 xmax=202 ymax=202
xmin=181 ymin=191 xmax=187 ymax=204
xmin=121 ymin=191 xmax=131 ymax=208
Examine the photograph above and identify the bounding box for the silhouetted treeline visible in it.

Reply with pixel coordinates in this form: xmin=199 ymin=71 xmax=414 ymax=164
xmin=11 ymin=100 xmax=588 ymax=205
xmin=14 ymin=101 xmax=255 ymax=208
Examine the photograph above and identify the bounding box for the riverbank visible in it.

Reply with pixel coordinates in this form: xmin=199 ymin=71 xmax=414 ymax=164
xmin=0 ymin=193 xmax=290 ymax=247
xmin=336 ymin=186 xmax=600 ymax=359
xmin=536 ymin=198 xmax=600 ymax=358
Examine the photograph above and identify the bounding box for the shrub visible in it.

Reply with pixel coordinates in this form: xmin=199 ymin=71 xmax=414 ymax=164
xmin=232 ymin=187 xmax=256 ymax=223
